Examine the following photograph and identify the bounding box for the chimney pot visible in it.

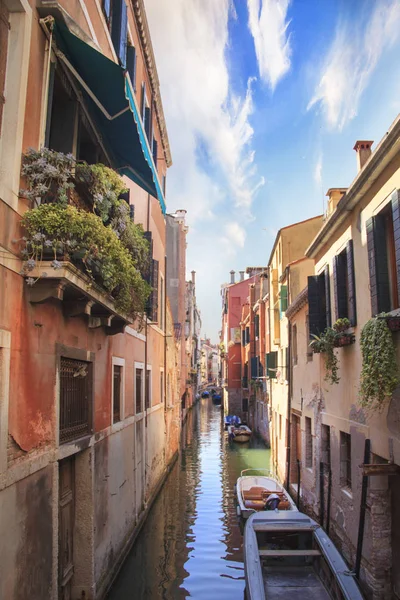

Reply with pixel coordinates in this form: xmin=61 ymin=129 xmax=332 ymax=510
xmin=239 ymin=270 xmax=245 ymax=281
xmin=230 ymin=270 xmax=235 ymax=284
xmin=191 ymin=270 xmax=196 ymax=284
xmin=354 ymin=140 xmax=373 ymax=172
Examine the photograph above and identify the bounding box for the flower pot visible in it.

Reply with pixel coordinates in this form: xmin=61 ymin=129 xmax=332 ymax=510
xmin=334 ymin=334 xmax=355 ymax=348
xmin=386 ymin=317 xmax=400 ymax=332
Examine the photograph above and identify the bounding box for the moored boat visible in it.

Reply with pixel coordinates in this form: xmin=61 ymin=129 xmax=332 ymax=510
xmin=236 ymin=469 xmax=297 ymax=519
xmin=230 ymin=424 xmax=252 ymax=443
xmin=244 ymin=511 xmax=364 ymax=600
xmin=224 ymin=415 xmax=241 ymax=430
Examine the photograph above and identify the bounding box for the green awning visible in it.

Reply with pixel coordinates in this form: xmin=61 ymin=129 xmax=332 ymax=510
xmin=48 ymin=19 xmax=166 ymax=212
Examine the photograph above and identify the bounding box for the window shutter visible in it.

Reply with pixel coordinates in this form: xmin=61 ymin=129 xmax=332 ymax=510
xmin=251 ymin=357 xmax=258 ymax=379
xmin=266 ymin=351 xmax=277 ymax=379
xmin=242 ymin=329 xmax=246 ymax=346
xmin=366 ymin=216 xmax=390 ymax=315
xmin=144 ymin=106 xmax=151 ymax=140
xmin=152 ymin=138 xmax=158 ymax=166
xmin=254 ymin=314 xmax=259 ymax=338
xmin=324 ymin=265 xmax=331 ymax=328
xmin=126 ymin=45 xmax=137 ymax=91
xmin=333 ymin=254 xmax=348 ymax=319
xmin=111 ymin=0 xmax=128 ymax=68
xmin=391 ymin=190 xmax=400 ymax=306
xmin=258 ymin=358 xmax=264 ymax=377
xmin=280 ymin=285 xmax=288 ymax=317
xmin=346 ymin=239 xmax=357 ymax=326
xmin=307 ymin=275 xmax=325 ymax=338
xmin=143 ymin=231 xmax=153 ymax=284
xmin=102 ymin=0 xmax=111 ymax=21
xmin=151 ymin=259 xmax=159 ymax=322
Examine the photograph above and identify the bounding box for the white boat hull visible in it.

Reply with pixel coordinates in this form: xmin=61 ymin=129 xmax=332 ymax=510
xmin=236 ymin=470 xmax=297 ymax=519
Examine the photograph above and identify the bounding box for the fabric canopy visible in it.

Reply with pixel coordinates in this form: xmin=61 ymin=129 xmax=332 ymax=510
xmin=51 ymin=20 xmax=166 ymax=212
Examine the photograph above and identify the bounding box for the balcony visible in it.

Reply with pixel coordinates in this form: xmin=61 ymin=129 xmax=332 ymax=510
xmin=27 ymin=262 xmax=131 ymax=335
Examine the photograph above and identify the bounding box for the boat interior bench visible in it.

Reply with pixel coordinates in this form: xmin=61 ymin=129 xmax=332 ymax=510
xmin=243 ymin=487 xmax=290 ymax=510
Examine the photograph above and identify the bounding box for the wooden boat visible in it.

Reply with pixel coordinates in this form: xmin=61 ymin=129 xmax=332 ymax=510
xmin=244 ymin=511 xmax=364 ymax=600
xmin=236 ymin=469 xmax=297 ymax=519
xmin=230 ymin=424 xmax=252 ymax=443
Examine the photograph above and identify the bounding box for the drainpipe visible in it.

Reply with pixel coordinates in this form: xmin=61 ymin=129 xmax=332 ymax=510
xmin=285 ymin=266 xmax=292 ymax=491
xmin=144 ymin=193 xmax=151 ymax=497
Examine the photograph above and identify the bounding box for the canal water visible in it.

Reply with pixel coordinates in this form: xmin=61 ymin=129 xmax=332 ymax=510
xmin=108 ymin=399 xmax=271 ymax=600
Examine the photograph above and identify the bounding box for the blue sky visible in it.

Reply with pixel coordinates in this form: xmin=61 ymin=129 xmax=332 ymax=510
xmin=144 ymin=0 xmax=400 ymax=342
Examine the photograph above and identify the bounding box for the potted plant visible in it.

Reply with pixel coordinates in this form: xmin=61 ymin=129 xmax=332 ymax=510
xmin=377 ymin=313 xmax=400 ymax=332
xmin=360 ymin=315 xmax=399 ymax=410
xmin=332 ymin=318 xmax=354 ymax=347
xmin=310 ymin=327 xmax=340 ymax=384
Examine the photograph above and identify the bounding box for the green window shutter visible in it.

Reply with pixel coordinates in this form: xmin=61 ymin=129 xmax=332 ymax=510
xmin=266 ymin=351 xmax=278 ymax=379
xmin=333 ymin=253 xmax=348 ymax=319
xmin=391 ymin=190 xmax=400 ymax=307
xmin=280 ymin=285 xmax=288 ymax=317
xmin=251 ymin=357 xmax=258 ymax=378
xmin=324 ymin=265 xmax=331 ymax=328
xmin=307 ymin=275 xmax=327 ymax=338
xmin=346 ymin=240 xmax=357 ymax=326
xmin=366 ymin=215 xmax=390 ymax=315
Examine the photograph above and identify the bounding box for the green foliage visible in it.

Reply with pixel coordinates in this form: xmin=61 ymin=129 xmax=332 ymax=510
xmin=250 ymin=378 xmax=263 ymax=390
xmin=333 ymin=318 xmax=350 ymax=333
xmin=21 ymin=204 xmax=151 ymax=317
xmin=20 ymin=147 xmax=75 ymax=206
xmin=310 ymin=327 xmax=340 ymax=385
xmin=75 ymin=162 xmax=128 ymax=223
xmin=360 ymin=315 xmax=399 ymax=411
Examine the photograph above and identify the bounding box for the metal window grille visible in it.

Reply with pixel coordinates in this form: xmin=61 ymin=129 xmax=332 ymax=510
xmin=113 ymin=365 xmax=122 ymax=423
xmin=305 ymin=417 xmax=313 ymax=468
xmin=136 ymin=368 xmax=143 ymax=414
xmin=60 ymin=358 xmax=92 ymax=444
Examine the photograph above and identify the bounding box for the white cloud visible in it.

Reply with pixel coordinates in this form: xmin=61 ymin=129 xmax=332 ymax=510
xmin=308 ymin=0 xmax=400 ymax=130
xmin=144 ymin=0 xmax=263 ymax=221
xmin=314 ymin=153 xmax=322 ymax=186
xmin=221 ymin=221 xmax=246 ymax=255
xmin=247 ymin=0 xmax=292 ymax=90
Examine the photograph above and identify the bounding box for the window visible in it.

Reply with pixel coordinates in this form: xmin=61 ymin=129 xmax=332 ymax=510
xmin=112 ymin=365 xmax=122 ymax=422
xmin=280 ymin=285 xmax=288 ymax=317
xmin=160 ymin=370 xmax=164 ymax=403
xmin=60 ymin=358 xmax=92 ymax=443
xmin=145 ymin=368 xmax=151 ymax=410
xmin=367 ymin=193 xmax=400 ymax=315
xmin=333 ymin=240 xmax=356 ymax=325
xmin=305 ymin=315 xmax=313 ymax=362
xmin=292 ymin=324 xmax=298 ymax=366
xmin=102 ymin=0 xmax=111 ymax=23
xmin=307 ymin=266 xmax=331 ymax=338
xmin=305 ymin=417 xmax=312 ymax=469
xmin=162 ymin=174 xmax=166 ymax=197
xmin=245 ymin=326 xmax=250 ymax=345
xmin=135 ymin=367 xmax=143 ymax=414
xmin=321 ymin=424 xmax=331 ymax=470
xmin=242 ymin=363 xmax=248 ymax=389
xmin=152 ymin=137 xmax=158 ymax=168
xmin=160 ymin=274 xmax=165 ymax=331
xmin=242 ymin=398 xmax=249 ymax=412
xmin=242 ymin=328 xmax=246 ymax=346
xmin=340 ymin=432 xmax=351 ymax=489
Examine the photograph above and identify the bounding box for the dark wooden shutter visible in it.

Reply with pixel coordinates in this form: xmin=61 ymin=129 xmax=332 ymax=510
xmin=324 ymin=265 xmax=331 ymax=328
xmin=266 ymin=351 xmax=277 ymax=379
xmin=366 ymin=216 xmax=390 ymax=315
xmin=308 ymin=275 xmax=325 ymax=337
xmin=254 ymin=314 xmax=260 ymax=338
xmin=151 ymin=259 xmax=159 ymax=322
xmin=143 ymin=231 xmax=153 ymax=283
xmin=242 ymin=329 xmax=246 ymax=346
xmin=111 ymin=0 xmax=128 ymax=67
xmin=333 ymin=253 xmax=347 ymax=319
xmin=152 ymin=138 xmax=158 ymax=166
xmin=144 ymin=106 xmax=151 ymax=140
xmin=391 ymin=190 xmax=400 ymax=306
xmin=251 ymin=357 xmax=258 ymax=378
xmin=346 ymin=239 xmax=357 ymax=326
xmin=126 ymin=45 xmax=137 ymax=91
xmin=141 ymin=82 xmax=146 ymax=121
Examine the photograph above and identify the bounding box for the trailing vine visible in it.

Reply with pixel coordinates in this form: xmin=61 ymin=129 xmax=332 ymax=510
xmin=310 ymin=318 xmax=352 ymax=385
xmin=359 ymin=315 xmax=399 ymax=411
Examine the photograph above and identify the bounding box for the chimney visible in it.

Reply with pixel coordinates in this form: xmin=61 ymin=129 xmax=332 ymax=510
xmin=191 ymin=270 xmax=196 ymax=284
xmin=174 ymin=209 xmax=187 ymax=224
xmin=230 ymin=270 xmax=235 ymax=284
xmin=354 ymin=140 xmax=373 ymax=172
xmin=239 ymin=270 xmax=245 ymax=282
xmin=326 ymin=188 xmax=347 ymax=216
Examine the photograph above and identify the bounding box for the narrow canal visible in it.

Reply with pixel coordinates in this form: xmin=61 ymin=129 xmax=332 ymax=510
xmin=108 ymin=399 xmax=271 ymax=599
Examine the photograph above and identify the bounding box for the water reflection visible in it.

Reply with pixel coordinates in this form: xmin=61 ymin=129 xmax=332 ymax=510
xmin=108 ymin=400 xmax=270 ymax=599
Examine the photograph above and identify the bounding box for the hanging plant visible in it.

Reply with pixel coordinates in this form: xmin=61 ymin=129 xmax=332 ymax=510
xmin=359 ymin=315 xmax=399 ymax=411
xmin=20 ymin=147 xmax=75 ymax=206
xmin=309 ymin=319 xmax=353 ymax=385
xmin=75 ymin=162 xmax=128 ymax=224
